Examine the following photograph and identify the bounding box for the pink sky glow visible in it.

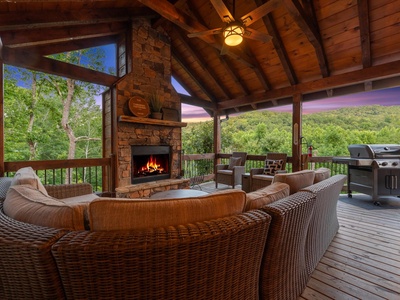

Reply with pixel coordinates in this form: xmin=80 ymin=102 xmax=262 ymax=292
xmin=179 ymin=85 xmax=400 ymax=122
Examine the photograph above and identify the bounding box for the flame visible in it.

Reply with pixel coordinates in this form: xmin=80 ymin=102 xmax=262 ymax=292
xmin=139 ymin=155 xmax=164 ymax=174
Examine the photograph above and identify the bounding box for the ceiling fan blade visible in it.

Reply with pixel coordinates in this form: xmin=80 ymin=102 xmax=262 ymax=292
xmin=187 ymin=28 xmax=222 ymax=38
xmin=210 ymin=0 xmax=235 ymax=23
xmin=244 ymin=28 xmax=273 ymax=43
xmin=240 ymin=0 xmax=281 ymax=27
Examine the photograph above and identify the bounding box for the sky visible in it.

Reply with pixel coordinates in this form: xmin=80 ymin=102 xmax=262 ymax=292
xmin=83 ymin=45 xmax=400 ymax=122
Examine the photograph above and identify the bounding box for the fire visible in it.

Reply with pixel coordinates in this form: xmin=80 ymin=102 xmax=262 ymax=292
xmin=139 ymin=155 xmax=164 ymax=174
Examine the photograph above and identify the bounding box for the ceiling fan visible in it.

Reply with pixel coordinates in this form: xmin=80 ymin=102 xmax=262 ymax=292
xmin=187 ymin=0 xmax=278 ymax=50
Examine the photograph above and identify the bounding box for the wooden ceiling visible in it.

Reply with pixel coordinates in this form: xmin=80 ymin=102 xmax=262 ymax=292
xmin=1 ymin=0 xmax=400 ymax=117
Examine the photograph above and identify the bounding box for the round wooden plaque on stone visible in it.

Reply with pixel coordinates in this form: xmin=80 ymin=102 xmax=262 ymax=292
xmin=128 ymin=96 xmax=150 ymax=118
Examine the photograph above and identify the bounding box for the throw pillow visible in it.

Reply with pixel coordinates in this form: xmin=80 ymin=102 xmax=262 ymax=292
xmin=228 ymin=157 xmax=242 ymax=170
xmin=263 ymin=159 xmax=283 ymax=176
xmin=10 ymin=166 xmax=48 ymax=195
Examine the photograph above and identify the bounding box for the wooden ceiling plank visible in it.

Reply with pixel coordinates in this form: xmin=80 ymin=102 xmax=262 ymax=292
xmin=282 ymin=0 xmax=330 ymax=78
xmin=217 ymin=59 xmax=400 ymax=110
xmin=172 ymin=49 xmax=218 ymax=103
xmin=2 ymin=48 xmax=117 ymax=86
xmin=254 ymin=0 xmax=297 ymax=85
xmin=241 ymin=42 xmax=271 ymax=91
xmin=174 ymin=28 xmax=233 ymax=100
xmin=357 ymin=0 xmax=371 ymax=68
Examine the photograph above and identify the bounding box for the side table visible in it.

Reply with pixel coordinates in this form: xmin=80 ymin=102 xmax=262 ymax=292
xmin=241 ymin=173 xmax=251 ymax=193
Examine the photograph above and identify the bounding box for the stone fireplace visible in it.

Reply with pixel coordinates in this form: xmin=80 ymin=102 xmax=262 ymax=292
xmin=103 ymin=18 xmax=187 ymax=191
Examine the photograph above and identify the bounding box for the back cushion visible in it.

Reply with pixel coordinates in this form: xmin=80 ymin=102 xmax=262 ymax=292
xmin=89 ymin=189 xmax=247 ymax=231
xmin=10 ymin=167 xmax=48 ymax=195
xmin=245 ymin=182 xmax=290 ymax=211
xmin=3 ymin=185 xmax=88 ymax=230
xmin=313 ymin=167 xmax=331 ymax=183
xmin=273 ymin=170 xmax=315 ymax=195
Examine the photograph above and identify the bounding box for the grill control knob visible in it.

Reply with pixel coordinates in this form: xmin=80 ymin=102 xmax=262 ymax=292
xmin=392 ymin=161 xmax=398 ymax=166
xmin=381 ymin=161 xmax=388 ymax=166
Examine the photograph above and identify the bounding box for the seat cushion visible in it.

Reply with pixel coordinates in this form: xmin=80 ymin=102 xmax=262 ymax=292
xmin=273 ymin=170 xmax=315 ymax=195
xmin=313 ymin=167 xmax=331 ymax=183
xmin=88 ymin=189 xmax=247 ymax=231
xmin=3 ymin=185 xmax=89 ymax=230
xmin=245 ymin=182 xmax=290 ymax=211
xmin=10 ymin=167 xmax=48 ymax=195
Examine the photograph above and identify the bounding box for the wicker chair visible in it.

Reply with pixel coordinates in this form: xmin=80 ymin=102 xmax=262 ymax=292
xmin=215 ymin=152 xmax=247 ymax=188
xmin=0 ymin=198 xmax=271 ymax=300
xmin=250 ymin=152 xmax=288 ymax=192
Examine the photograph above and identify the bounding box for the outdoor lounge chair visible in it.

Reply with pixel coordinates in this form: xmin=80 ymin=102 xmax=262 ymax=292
xmin=215 ymin=152 xmax=247 ymax=188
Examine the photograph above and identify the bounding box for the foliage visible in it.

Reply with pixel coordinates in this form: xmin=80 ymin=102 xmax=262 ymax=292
xmin=182 ymin=105 xmax=400 ymax=156
xmin=148 ymin=92 xmax=164 ymax=112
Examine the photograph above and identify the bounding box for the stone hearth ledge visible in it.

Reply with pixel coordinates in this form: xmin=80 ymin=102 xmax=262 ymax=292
xmin=115 ymin=178 xmax=190 ymax=199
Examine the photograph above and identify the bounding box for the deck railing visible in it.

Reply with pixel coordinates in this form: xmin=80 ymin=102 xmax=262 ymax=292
xmin=182 ymin=153 xmax=348 ymax=184
xmin=3 ymin=158 xmax=112 ymax=193
xmin=2 ymin=154 xmax=349 ymax=192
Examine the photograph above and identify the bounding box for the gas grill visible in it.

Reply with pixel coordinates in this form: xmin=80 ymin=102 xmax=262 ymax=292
xmin=333 ymin=144 xmax=400 ymax=203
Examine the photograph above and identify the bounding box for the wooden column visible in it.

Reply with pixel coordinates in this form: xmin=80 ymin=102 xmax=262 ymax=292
xmin=0 ymin=37 xmax=4 ymax=176
xmin=292 ymin=93 xmax=302 ymax=172
xmin=213 ymin=112 xmax=221 ymax=170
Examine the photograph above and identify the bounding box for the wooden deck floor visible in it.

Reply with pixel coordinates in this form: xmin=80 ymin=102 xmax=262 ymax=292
xmin=199 ymin=182 xmax=400 ymax=300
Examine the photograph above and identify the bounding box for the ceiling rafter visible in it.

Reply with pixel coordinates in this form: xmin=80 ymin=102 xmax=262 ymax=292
xmin=260 ymin=10 xmax=298 ymax=86
xmin=172 ymin=49 xmax=218 ymax=103
xmin=240 ymin=42 xmax=271 ymax=91
xmin=282 ymin=0 xmax=329 ymax=78
xmin=17 ymin=35 xmax=119 ymax=56
xmin=1 ymin=22 xmax=127 ymax=49
xmin=173 ymin=27 xmax=233 ymax=100
xmin=357 ymin=0 xmax=371 ymax=68
xmin=2 ymin=48 xmax=117 ymax=86
xmin=137 ymin=0 xmax=259 ymax=69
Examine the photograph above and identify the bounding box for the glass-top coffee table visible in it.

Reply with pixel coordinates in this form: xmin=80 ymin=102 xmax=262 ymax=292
xmin=150 ymin=189 xmax=208 ymax=199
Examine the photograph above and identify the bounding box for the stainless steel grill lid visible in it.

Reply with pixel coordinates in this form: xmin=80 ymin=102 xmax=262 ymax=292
xmin=348 ymin=144 xmax=400 ymax=159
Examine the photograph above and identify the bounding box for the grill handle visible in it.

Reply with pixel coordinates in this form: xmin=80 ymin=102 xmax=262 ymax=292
xmin=385 ymin=175 xmax=398 ymax=190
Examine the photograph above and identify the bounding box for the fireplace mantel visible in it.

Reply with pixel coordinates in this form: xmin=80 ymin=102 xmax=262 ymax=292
xmin=119 ymin=115 xmax=187 ymax=127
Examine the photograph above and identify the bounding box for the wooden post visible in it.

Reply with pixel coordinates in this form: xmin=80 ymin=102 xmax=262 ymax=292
xmin=292 ymin=94 xmax=302 ymax=172
xmin=213 ymin=112 xmax=221 ymax=174
xmin=0 ymin=37 xmax=4 ymax=176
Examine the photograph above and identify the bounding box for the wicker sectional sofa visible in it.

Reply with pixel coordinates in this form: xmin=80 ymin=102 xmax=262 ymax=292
xmin=0 ymin=167 xmax=346 ymax=300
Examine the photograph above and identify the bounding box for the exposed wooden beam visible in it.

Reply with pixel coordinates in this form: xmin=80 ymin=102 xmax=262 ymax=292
xmin=282 ymin=0 xmax=329 ymax=78
xmin=261 ymin=11 xmax=298 ymax=85
xmin=137 ymin=0 xmax=259 ymax=69
xmin=2 ymin=48 xmax=118 ymax=86
xmin=217 ymin=59 xmax=400 ymax=110
xmin=17 ymin=36 xmax=118 ymax=56
xmin=173 ymin=27 xmax=233 ymax=100
xmin=358 ymin=0 xmax=371 ymax=68
xmin=1 ymin=22 xmax=127 ymax=48
xmin=172 ymin=50 xmax=218 ymax=102
xmin=178 ymin=93 xmax=217 ymax=111
xmin=241 ymin=42 xmax=271 ymax=91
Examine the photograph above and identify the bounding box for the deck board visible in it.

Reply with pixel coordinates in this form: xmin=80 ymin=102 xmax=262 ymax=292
xmin=198 ymin=182 xmax=400 ymax=300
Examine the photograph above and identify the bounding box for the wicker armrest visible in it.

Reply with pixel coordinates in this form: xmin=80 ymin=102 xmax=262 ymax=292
xmin=44 ymin=183 xmax=94 ymax=199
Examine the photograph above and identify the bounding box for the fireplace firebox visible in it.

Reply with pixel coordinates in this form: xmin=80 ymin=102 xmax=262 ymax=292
xmin=131 ymin=145 xmax=171 ymax=184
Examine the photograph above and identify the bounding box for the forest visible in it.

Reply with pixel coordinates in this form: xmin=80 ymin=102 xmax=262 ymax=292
xmin=3 ymin=54 xmax=400 ymax=162
xmin=182 ymin=105 xmax=400 ymax=157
